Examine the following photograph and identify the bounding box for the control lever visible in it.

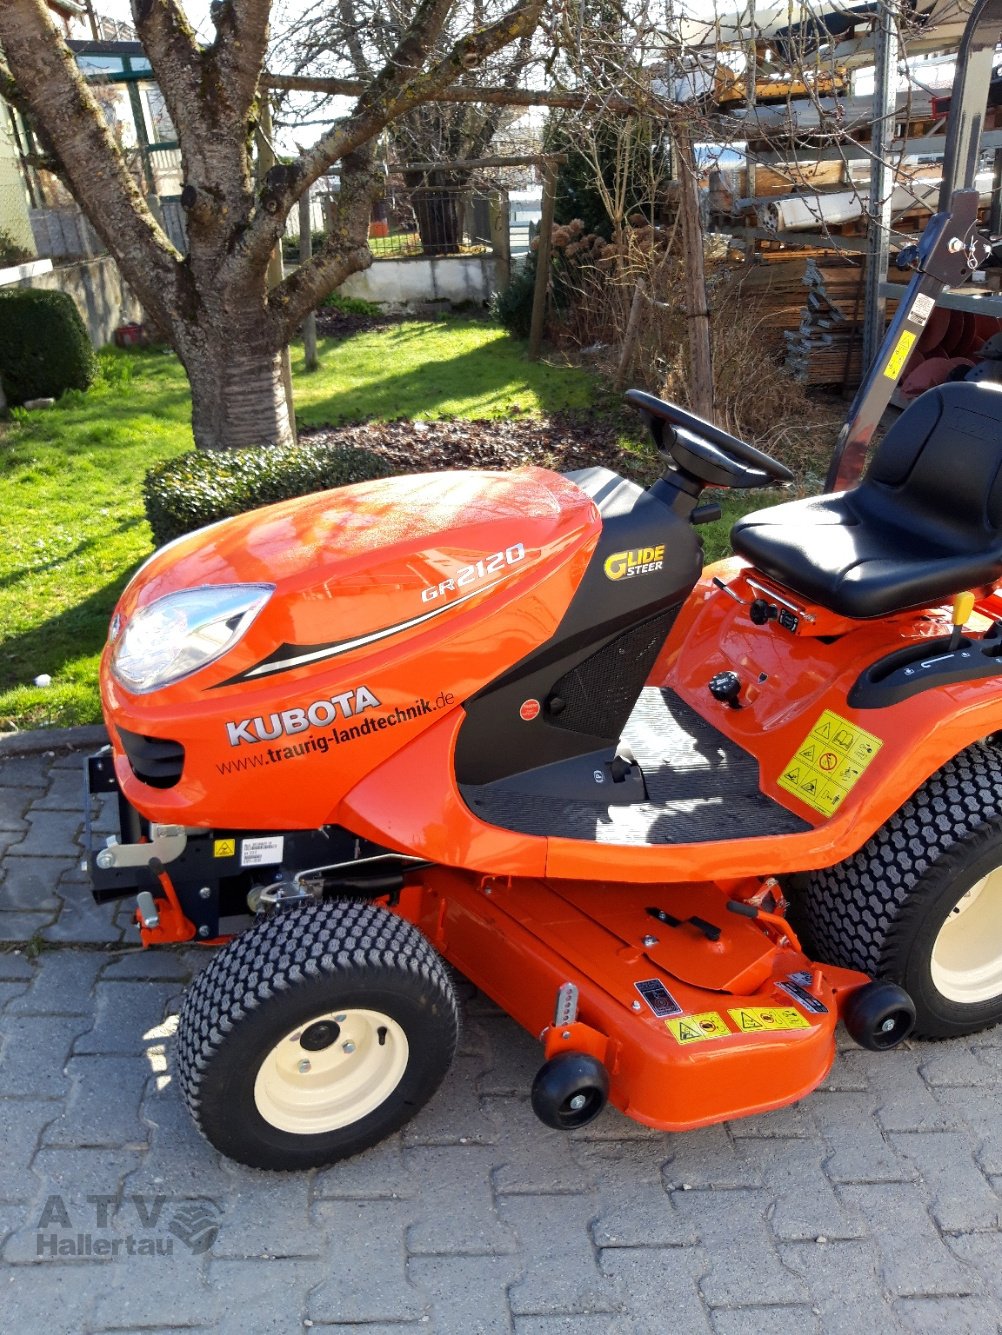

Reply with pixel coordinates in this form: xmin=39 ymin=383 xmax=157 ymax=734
xmin=712 ymin=576 xmax=748 ymax=605
xmin=646 ymin=906 xmax=722 ymax=942
xmin=949 ymin=590 xmax=976 ymax=652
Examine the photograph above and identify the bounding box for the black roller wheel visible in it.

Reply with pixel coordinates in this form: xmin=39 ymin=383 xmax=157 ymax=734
xmin=802 ymin=742 xmax=1002 ymax=1039
xmin=842 ymin=981 xmax=915 ymax=1051
xmin=531 ymin=1052 xmax=609 ymax=1129
xmin=176 ymin=900 xmax=459 ymax=1169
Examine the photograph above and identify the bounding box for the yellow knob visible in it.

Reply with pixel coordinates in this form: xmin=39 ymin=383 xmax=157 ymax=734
xmin=953 ymin=591 xmax=976 ymax=627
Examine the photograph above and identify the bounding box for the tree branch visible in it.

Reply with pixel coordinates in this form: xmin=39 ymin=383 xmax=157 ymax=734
xmin=464 ymin=28 xmax=533 ymax=161
xmin=352 ymin=0 xmax=454 ymax=121
xmin=307 ymin=0 xmax=547 ymax=193
xmin=0 ymin=0 xmax=180 ymax=326
xmin=263 ymin=71 xmax=642 ymax=115
xmin=337 ymin=0 xmax=373 ymax=80
xmin=129 ymin=0 xmax=202 ymax=146
xmin=234 ymin=0 xmax=546 ymax=280
xmin=205 ymin=0 xmax=273 ymax=123
xmin=269 ymin=148 xmax=379 ymax=338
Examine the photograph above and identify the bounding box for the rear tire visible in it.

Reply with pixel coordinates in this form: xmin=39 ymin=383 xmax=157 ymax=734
xmin=176 ymin=900 xmax=459 ymax=1169
xmin=802 ymin=742 xmax=1002 ymax=1039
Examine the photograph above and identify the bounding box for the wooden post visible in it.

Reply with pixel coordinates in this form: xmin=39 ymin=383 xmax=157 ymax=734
xmin=258 ymin=98 xmax=297 ymax=441
xmin=615 ymin=279 xmax=647 ymax=390
xmin=299 ymin=188 xmax=319 ymax=372
xmin=672 ymin=119 xmax=714 ymax=420
xmin=490 ymin=190 xmax=511 ymax=291
xmin=528 ymin=161 xmax=557 ymax=361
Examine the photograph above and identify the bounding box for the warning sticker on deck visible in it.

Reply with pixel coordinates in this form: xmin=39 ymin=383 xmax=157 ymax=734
xmin=778 ymin=709 xmax=882 ymax=818
xmin=883 ymin=329 xmax=917 ymax=380
xmin=727 ymin=1007 xmax=811 ymax=1033
xmin=665 ymin=1012 xmax=731 ymax=1044
xmin=634 ymin=978 xmax=682 ymax=1018
xmin=777 ymin=978 xmax=829 ymax=1014
xmin=213 ymin=838 xmax=236 ymax=858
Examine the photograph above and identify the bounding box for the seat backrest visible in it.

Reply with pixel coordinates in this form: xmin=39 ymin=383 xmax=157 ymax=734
xmin=860 ymin=382 xmax=1002 ymax=545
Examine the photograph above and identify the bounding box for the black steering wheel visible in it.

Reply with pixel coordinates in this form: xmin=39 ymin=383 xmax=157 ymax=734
xmin=625 ymin=389 xmax=794 ymax=489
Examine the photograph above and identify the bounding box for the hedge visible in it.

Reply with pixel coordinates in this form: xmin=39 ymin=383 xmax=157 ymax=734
xmin=0 ymin=287 xmax=96 ymax=406
xmin=143 ymin=439 xmax=393 ymax=546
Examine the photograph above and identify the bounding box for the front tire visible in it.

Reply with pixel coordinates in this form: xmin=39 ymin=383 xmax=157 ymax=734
xmin=176 ymin=900 xmax=459 ymax=1169
xmin=802 ymin=743 xmax=1002 ymax=1039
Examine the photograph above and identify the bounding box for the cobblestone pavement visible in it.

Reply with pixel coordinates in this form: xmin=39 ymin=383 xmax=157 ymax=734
xmin=1 ymin=745 xmax=1001 ymax=1335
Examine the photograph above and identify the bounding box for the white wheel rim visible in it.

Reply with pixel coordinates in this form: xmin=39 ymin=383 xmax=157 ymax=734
xmin=931 ymin=869 xmax=1002 ymax=1005
xmin=253 ymin=1009 xmax=409 ymax=1136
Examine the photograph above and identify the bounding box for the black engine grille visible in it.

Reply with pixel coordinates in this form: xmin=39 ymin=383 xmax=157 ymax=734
xmin=547 ymin=607 xmax=678 ymax=738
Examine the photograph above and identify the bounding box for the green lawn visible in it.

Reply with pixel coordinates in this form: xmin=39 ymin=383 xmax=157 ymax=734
xmin=0 ymin=320 xmax=595 ymax=731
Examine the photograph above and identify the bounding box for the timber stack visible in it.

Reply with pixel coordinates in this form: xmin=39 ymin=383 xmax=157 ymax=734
xmin=736 ymin=255 xmax=902 ymax=387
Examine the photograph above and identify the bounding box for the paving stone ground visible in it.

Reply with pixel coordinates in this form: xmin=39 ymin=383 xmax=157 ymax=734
xmin=1 ymin=746 xmax=1001 ymax=1334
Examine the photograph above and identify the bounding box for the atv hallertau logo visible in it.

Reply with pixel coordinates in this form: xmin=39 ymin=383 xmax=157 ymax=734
xmin=225 ymin=685 xmax=380 ymax=746
xmin=603 ymin=545 xmax=665 ymax=582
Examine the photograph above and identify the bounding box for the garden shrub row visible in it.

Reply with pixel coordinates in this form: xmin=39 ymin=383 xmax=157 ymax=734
xmin=143 ymin=439 xmax=393 ymax=546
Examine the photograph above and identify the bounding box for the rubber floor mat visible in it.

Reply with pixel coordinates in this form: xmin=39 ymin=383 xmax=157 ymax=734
xmin=461 ymin=687 xmax=811 ymax=845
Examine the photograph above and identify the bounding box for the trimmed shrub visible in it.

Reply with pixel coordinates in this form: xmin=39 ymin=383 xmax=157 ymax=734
xmin=321 ymin=292 xmax=382 ymax=316
xmin=143 ymin=439 xmax=393 ymax=547
xmin=282 ymin=228 xmax=328 ymax=266
xmin=0 ymin=287 xmax=96 ymax=406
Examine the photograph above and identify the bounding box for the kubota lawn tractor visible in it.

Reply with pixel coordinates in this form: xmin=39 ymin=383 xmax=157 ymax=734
xmin=82 ymin=0 xmax=1002 ymax=1171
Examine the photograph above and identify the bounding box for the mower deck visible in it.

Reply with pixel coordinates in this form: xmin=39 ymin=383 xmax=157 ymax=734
xmin=406 ymin=867 xmax=865 ymax=1129
xmin=460 ymin=687 xmax=811 ymax=845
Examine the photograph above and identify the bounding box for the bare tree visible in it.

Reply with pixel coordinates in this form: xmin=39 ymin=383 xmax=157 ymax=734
xmin=0 ymin=0 xmax=542 ymax=450
xmin=273 ymin=0 xmax=540 ymax=255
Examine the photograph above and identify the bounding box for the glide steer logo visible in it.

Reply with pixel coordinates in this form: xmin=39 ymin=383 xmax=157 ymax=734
xmin=226 ymin=686 xmax=380 ymax=746
xmin=603 ymin=545 xmax=665 ymax=582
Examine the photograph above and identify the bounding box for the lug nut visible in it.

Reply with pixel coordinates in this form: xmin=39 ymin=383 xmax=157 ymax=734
xmin=342 ymin=1041 xmax=356 ymax=1054
xmin=298 ymin=1059 xmax=311 ymax=1073
xmin=335 ymin=1014 xmax=346 ymax=1023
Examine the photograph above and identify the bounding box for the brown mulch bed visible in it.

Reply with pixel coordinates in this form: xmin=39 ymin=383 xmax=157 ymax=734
xmin=312 ymin=307 xmax=408 ymax=339
xmin=300 ymin=411 xmax=657 ymax=481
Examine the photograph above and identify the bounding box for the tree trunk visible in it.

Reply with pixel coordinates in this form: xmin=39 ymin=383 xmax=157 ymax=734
xmin=408 ymin=177 xmax=464 ymax=256
xmin=184 ymin=343 xmax=295 ymax=452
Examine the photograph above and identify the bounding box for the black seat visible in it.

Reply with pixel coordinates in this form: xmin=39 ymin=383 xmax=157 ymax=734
xmin=731 ymin=382 xmax=1002 ymax=619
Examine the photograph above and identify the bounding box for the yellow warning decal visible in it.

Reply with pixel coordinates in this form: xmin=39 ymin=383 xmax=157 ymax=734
xmin=213 ymin=838 xmax=236 ymax=858
xmin=728 ymin=1006 xmax=811 ymax=1033
xmin=883 ymin=329 xmax=917 ymax=380
xmin=778 ymin=708 xmax=882 ymax=818
xmin=665 ymin=1011 xmax=731 ymax=1044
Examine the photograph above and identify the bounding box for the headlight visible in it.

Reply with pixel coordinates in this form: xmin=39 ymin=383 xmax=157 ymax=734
xmin=111 ymin=584 xmax=273 ymax=693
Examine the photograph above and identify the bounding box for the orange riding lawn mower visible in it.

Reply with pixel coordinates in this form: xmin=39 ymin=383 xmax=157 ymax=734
xmin=83 ymin=3 xmax=1002 ymax=1171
